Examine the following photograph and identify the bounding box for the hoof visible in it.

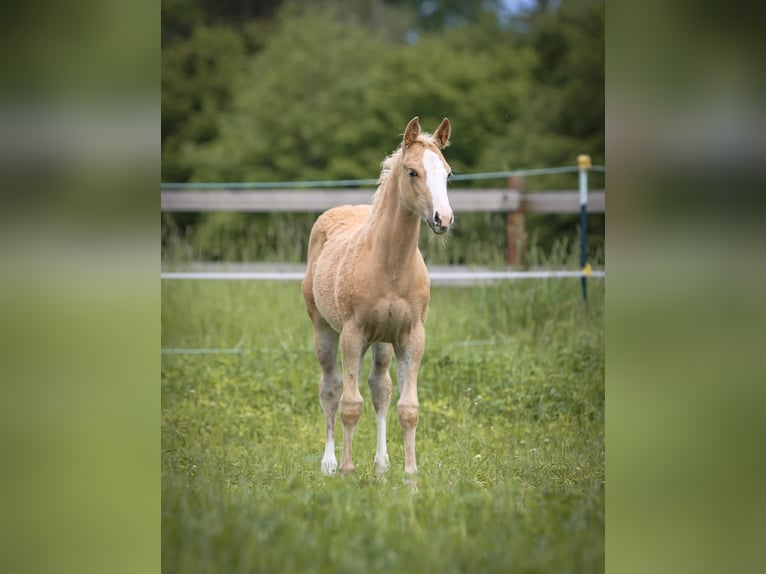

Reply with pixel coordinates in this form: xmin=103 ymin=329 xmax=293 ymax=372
xmin=403 ymin=473 xmax=419 ymax=491
xmin=321 ymin=457 xmax=338 ymax=476
xmin=374 ymin=455 xmax=391 ymax=475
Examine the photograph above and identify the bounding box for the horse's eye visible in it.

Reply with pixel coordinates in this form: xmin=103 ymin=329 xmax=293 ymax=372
xmin=407 ymin=168 xmax=418 ymax=178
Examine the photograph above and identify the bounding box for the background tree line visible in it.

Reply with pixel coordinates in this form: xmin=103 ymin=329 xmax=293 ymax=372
xmin=161 ymin=0 xmax=604 ymax=264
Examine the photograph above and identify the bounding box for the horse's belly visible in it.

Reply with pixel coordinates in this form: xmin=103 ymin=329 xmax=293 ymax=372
xmin=313 ymin=276 xmax=343 ymax=334
xmin=311 ymin=241 xmax=349 ymax=333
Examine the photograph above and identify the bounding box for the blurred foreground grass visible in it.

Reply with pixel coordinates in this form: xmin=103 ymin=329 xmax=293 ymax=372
xmin=161 ymin=279 xmax=605 ymax=573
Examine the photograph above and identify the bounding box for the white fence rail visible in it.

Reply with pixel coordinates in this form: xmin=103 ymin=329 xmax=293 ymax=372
xmin=160 ymin=189 xmax=604 ymax=213
xmin=161 ymin=268 xmax=605 ymax=285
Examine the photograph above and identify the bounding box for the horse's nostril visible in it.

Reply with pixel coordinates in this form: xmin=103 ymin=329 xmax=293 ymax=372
xmin=434 ymin=212 xmax=441 ymax=226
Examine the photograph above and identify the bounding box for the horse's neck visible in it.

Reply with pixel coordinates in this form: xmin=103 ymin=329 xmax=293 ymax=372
xmin=367 ymin=174 xmax=421 ymax=271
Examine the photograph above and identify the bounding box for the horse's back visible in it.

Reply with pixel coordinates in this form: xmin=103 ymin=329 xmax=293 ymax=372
xmin=305 ymin=204 xmax=370 ymax=269
xmin=313 ymin=205 xmax=371 ymax=242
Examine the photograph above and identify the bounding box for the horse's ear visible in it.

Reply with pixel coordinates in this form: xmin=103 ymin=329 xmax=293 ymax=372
xmin=433 ymin=117 xmax=451 ymax=149
xmin=403 ymin=116 xmax=421 ymax=148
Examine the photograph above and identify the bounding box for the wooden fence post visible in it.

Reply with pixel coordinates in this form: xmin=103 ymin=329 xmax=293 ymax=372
xmin=506 ymin=176 xmax=526 ymax=265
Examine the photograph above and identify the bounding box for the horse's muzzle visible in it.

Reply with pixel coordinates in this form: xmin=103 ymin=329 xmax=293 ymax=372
xmin=427 ymin=210 xmax=453 ymax=235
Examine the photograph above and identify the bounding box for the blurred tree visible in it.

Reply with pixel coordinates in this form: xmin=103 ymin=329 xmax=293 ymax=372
xmin=415 ymin=0 xmax=504 ymax=30
xmin=162 ymin=0 xmax=283 ymax=44
xmin=509 ymin=0 xmax=605 ymax=172
xmin=180 ymin=3 xmax=391 ymax=182
xmin=364 ymin=16 xmax=534 ymax=176
xmin=162 ymin=25 xmax=247 ymax=181
xmin=508 ymin=0 xmax=605 ymax=252
xmin=179 ymin=2 xmax=536 ymax=182
xmin=160 ymin=0 xmax=605 ymax=261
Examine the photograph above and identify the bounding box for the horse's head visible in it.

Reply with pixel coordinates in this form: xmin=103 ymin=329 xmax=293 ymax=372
xmin=399 ymin=116 xmax=454 ymax=235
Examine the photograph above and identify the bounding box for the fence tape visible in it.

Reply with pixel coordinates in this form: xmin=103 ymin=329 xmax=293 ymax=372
xmin=161 ymin=165 xmax=606 ymax=190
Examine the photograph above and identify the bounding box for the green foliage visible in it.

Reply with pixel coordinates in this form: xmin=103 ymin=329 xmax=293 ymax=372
xmin=199 ymin=3 xmax=390 ymax=183
xmin=161 ymin=0 xmax=606 ymax=179
xmin=162 ymin=211 xmax=604 ymax=268
xmin=190 ymin=211 xmax=315 ymax=262
xmin=162 ymin=25 xmax=247 ymax=181
xmin=174 ymin=4 xmax=542 ymax=183
xmin=506 ymin=0 xmax=605 ymax=172
xmin=161 ymin=0 xmax=605 ymax=260
xmin=162 ymin=277 xmax=604 ymax=573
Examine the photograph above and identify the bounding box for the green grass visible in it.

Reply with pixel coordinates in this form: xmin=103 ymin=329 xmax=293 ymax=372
xmin=162 ymin=278 xmax=604 ymax=573
xmin=161 ymin=212 xmax=605 ymax=267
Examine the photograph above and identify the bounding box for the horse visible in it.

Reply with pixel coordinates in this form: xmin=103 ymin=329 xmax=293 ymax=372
xmin=301 ymin=116 xmax=454 ymax=477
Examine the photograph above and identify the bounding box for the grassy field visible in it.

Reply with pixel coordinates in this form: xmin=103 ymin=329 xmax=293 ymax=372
xmin=161 ymin=276 xmax=604 ymax=573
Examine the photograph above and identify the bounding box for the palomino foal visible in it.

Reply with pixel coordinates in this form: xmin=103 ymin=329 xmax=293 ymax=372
xmin=302 ymin=116 xmax=454 ymax=477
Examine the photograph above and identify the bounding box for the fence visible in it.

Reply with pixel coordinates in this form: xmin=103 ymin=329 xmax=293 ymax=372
xmin=162 ymin=161 xmax=603 ymax=354
xmin=161 ymin=164 xmax=604 ymax=266
xmin=160 ymin=268 xmax=606 ymax=283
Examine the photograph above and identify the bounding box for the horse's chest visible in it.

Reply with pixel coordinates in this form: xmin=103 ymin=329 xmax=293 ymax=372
xmin=357 ymin=295 xmax=421 ymax=342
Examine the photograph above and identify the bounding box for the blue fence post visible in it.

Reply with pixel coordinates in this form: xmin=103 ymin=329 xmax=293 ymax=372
xmin=578 ymin=155 xmax=592 ymax=306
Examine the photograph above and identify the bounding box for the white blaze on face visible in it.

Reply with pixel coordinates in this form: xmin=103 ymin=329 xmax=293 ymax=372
xmin=422 ymin=149 xmax=453 ymax=225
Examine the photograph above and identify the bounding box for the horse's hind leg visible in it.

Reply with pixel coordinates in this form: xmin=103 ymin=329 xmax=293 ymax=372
xmin=368 ymin=343 xmax=393 ymax=474
xmin=313 ymin=318 xmax=341 ymax=475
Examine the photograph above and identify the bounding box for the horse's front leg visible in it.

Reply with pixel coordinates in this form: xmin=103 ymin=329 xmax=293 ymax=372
xmin=339 ymin=324 xmax=367 ymax=475
xmin=395 ymin=323 xmax=425 ymax=476
xmin=369 ymin=343 xmax=393 ymax=474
